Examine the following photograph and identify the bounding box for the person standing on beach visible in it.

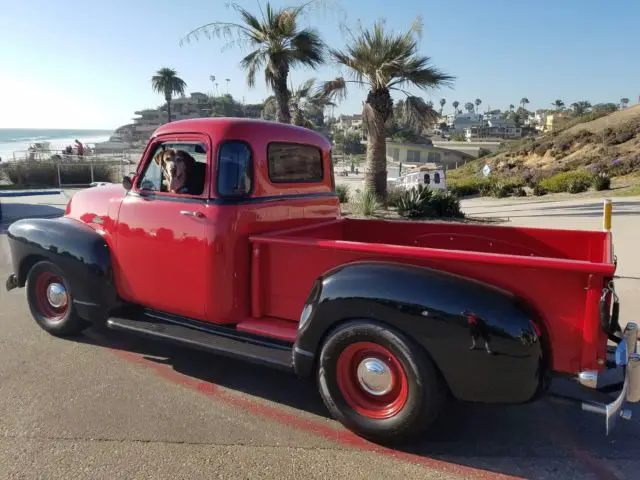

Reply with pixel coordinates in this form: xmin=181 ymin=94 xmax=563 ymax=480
xmin=75 ymin=139 xmax=84 ymax=157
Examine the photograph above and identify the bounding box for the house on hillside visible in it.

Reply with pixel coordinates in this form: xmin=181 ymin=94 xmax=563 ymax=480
xmin=465 ymin=117 xmax=523 ymax=141
xmin=386 ymin=141 xmax=474 ymax=169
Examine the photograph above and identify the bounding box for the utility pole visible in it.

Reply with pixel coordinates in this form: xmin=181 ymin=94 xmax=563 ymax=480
xmin=225 ymin=78 xmax=230 ymax=94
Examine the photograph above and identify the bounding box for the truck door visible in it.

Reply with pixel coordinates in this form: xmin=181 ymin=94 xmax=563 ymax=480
xmin=113 ymin=134 xmax=211 ymax=321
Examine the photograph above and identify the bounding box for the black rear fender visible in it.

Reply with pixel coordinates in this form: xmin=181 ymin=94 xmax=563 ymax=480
xmin=293 ymin=261 xmax=544 ymax=404
xmin=7 ymin=217 xmax=117 ymax=322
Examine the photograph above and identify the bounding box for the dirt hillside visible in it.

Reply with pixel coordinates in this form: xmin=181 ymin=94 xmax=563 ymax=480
xmin=485 ymin=105 xmax=640 ymax=174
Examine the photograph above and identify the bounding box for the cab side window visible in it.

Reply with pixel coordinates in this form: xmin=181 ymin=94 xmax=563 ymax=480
xmin=138 ymin=144 xmax=163 ymax=191
xmin=217 ymin=141 xmax=252 ymax=197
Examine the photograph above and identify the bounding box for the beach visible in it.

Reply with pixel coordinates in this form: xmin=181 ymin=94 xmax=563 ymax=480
xmin=0 ymin=128 xmax=113 ymax=161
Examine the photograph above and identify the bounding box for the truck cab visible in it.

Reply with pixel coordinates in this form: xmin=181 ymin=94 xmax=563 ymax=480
xmin=63 ymin=118 xmax=339 ymax=325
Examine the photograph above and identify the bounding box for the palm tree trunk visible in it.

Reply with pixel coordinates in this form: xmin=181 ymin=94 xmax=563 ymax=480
xmin=292 ymin=106 xmax=305 ymax=126
xmin=166 ymin=95 xmax=172 ymax=123
xmin=273 ymin=75 xmax=291 ymax=124
xmin=363 ymin=90 xmax=392 ymax=199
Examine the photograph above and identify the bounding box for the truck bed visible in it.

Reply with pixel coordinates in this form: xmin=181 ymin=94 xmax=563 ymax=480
xmin=249 ymin=218 xmax=616 ymax=374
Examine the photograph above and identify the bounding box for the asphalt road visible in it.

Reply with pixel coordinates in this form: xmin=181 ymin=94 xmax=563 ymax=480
xmin=1 ymin=191 xmax=640 ymax=479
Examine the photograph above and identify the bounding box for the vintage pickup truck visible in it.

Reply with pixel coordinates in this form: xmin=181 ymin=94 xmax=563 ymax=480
xmin=5 ymin=118 xmax=640 ymax=444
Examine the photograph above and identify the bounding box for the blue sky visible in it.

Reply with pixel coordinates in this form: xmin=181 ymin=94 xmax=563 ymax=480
xmin=1 ymin=0 xmax=638 ymax=129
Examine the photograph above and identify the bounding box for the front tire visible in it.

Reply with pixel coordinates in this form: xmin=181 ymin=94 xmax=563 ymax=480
xmin=26 ymin=260 xmax=88 ymax=337
xmin=317 ymin=320 xmax=446 ymax=445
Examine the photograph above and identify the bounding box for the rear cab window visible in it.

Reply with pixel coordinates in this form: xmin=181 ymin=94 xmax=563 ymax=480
xmin=267 ymin=142 xmax=324 ymax=183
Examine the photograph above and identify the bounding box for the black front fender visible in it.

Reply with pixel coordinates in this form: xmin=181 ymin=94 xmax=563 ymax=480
xmin=293 ymin=261 xmax=544 ymax=404
xmin=7 ymin=216 xmax=117 ymax=322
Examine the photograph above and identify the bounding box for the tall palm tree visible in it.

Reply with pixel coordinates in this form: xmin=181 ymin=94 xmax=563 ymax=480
xmin=452 ymin=100 xmax=460 ymax=115
xmin=464 ymin=102 xmax=475 ymax=113
xmin=571 ymin=100 xmax=592 ymax=116
xmin=552 ymin=99 xmax=564 ymax=111
xmin=263 ymin=77 xmax=335 ymax=127
xmin=439 ymin=98 xmax=446 ymax=114
xmin=180 ymin=1 xmax=325 ymax=124
xmin=321 ymin=18 xmax=454 ymax=197
xmin=151 ymin=68 xmax=187 ymax=123
xmin=520 ymin=97 xmax=529 ymax=110
xmin=474 ymin=98 xmax=482 ymax=113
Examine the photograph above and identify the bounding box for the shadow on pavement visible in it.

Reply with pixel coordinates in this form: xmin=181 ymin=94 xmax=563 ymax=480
xmin=0 ymin=203 xmax=64 ymax=233
xmin=73 ymin=324 xmax=640 ymax=478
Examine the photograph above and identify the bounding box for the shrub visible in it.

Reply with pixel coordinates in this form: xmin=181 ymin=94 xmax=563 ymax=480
xmin=539 ymin=170 xmax=593 ymax=193
xmin=351 ymin=189 xmax=380 ymax=217
xmin=396 ymin=187 xmax=433 ymax=219
xmin=593 ymin=173 xmax=611 ymax=191
xmin=0 ymin=161 xmax=116 ymax=187
xmin=514 ymin=186 xmax=527 ymax=197
xmin=385 ymin=184 xmax=404 ymax=207
xmin=335 ymin=184 xmax=350 ymax=203
xmin=568 ymin=178 xmax=589 ymax=194
xmin=429 ymin=190 xmax=464 ymax=218
xmin=448 ymin=178 xmax=485 ymax=197
xmin=532 ymin=183 xmax=547 ymax=196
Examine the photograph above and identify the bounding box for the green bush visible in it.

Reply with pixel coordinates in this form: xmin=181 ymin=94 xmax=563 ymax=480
xmin=335 ymin=184 xmax=350 ymax=203
xmin=533 ymin=183 xmax=547 ymax=196
xmin=568 ymin=178 xmax=589 ymax=193
xmin=396 ymin=187 xmax=433 ymax=219
xmin=593 ymin=173 xmax=611 ymax=191
xmin=429 ymin=190 xmax=464 ymax=218
xmin=0 ymin=161 xmax=116 ymax=187
xmin=351 ymin=189 xmax=380 ymax=217
xmin=539 ymin=170 xmax=593 ymax=193
xmin=385 ymin=184 xmax=405 ymax=207
xmin=448 ymin=179 xmax=483 ymax=197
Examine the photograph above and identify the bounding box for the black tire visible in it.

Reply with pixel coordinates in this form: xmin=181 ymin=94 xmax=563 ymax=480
xmin=26 ymin=260 xmax=88 ymax=337
xmin=317 ymin=319 xmax=446 ymax=445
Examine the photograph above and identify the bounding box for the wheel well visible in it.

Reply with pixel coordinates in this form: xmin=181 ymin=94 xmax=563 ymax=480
xmin=19 ymin=255 xmax=47 ymax=287
xmin=311 ymin=317 xmax=452 ymax=395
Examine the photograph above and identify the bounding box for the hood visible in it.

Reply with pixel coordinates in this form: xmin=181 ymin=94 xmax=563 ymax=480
xmin=65 ymin=183 xmax=126 ymax=226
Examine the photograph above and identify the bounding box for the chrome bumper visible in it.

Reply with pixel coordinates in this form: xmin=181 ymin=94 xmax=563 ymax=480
xmin=580 ymin=322 xmax=640 ymax=435
xmin=5 ymin=273 xmax=18 ymax=292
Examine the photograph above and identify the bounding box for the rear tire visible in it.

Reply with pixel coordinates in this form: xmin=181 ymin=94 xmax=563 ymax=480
xmin=26 ymin=260 xmax=88 ymax=337
xmin=317 ymin=320 xmax=446 ymax=445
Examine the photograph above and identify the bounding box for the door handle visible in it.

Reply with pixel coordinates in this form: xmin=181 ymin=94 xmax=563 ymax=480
xmin=180 ymin=210 xmax=205 ymax=218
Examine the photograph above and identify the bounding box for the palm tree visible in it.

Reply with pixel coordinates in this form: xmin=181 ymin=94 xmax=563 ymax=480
xmin=571 ymin=100 xmax=592 ymax=116
xmin=151 ymin=68 xmax=187 ymax=123
xmin=321 ymin=18 xmax=454 ymax=197
xmin=180 ymin=1 xmax=325 ymax=124
xmin=452 ymin=100 xmax=460 ymax=115
xmin=263 ymin=78 xmax=335 ymax=127
xmin=520 ymin=97 xmax=529 ymax=110
xmin=464 ymin=102 xmax=475 ymax=113
xmin=621 ymin=97 xmax=630 ymax=109
xmin=552 ymin=99 xmax=564 ymax=111
xmin=474 ymin=98 xmax=482 ymax=113
xmin=439 ymin=98 xmax=446 ymax=114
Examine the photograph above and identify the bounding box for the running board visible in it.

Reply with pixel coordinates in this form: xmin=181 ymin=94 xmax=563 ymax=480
xmin=106 ymin=315 xmax=294 ymax=372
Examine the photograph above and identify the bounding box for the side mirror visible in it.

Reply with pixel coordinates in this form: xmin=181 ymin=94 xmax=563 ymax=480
xmin=122 ymin=175 xmax=134 ymax=191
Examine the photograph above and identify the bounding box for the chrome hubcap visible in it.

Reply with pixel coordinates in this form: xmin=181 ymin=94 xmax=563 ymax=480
xmin=46 ymin=282 xmax=67 ymax=308
xmin=356 ymin=357 xmax=393 ymax=396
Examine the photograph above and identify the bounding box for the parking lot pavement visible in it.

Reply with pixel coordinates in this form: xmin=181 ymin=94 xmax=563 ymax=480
xmin=2 ymin=194 xmax=640 ymax=479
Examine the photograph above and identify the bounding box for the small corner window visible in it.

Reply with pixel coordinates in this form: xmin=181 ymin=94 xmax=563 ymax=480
xmin=268 ymin=142 xmax=323 ymax=183
xmin=424 ymin=173 xmax=431 ymax=185
xmin=434 ymin=172 xmax=441 ymax=184
xmin=217 ymin=141 xmax=252 ymax=197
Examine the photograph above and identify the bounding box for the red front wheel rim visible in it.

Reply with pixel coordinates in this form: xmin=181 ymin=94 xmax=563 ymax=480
xmin=335 ymin=342 xmax=409 ymax=419
xmin=34 ymin=271 xmax=69 ymax=322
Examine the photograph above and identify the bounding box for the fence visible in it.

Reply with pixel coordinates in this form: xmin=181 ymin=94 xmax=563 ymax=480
xmin=0 ymin=154 xmax=137 ymax=189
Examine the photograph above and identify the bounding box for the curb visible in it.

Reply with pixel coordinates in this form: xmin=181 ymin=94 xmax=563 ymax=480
xmin=0 ymin=190 xmax=63 ymax=197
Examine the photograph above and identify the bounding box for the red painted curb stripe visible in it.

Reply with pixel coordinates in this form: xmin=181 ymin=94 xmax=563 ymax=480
xmin=113 ymin=350 xmax=521 ymax=480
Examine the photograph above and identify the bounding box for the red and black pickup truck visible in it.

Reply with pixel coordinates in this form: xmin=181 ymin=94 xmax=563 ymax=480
xmin=5 ymin=118 xmax=640 ymax=444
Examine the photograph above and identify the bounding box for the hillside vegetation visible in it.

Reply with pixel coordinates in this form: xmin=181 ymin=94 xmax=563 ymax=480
xmin=448 ymin=105 xmax=640 ymax=198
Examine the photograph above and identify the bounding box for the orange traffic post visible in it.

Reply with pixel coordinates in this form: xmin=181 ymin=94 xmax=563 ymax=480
xmin=603 ymin=199 xmax=612 ymax=231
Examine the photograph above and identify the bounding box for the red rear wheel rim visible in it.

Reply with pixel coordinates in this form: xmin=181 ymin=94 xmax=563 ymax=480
xmin=335 ymin=341 xmax=409 ymax=419
xmin=34 ymin=271 xmax=68 ymax=322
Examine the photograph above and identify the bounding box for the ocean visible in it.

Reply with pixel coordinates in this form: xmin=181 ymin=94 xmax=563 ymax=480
xmin=0 ymin=128 xmax=114 ymax=161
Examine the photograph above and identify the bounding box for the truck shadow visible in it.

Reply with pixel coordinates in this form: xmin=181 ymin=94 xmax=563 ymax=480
xmin=77 ymin=324 xmax=640 ymax=478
